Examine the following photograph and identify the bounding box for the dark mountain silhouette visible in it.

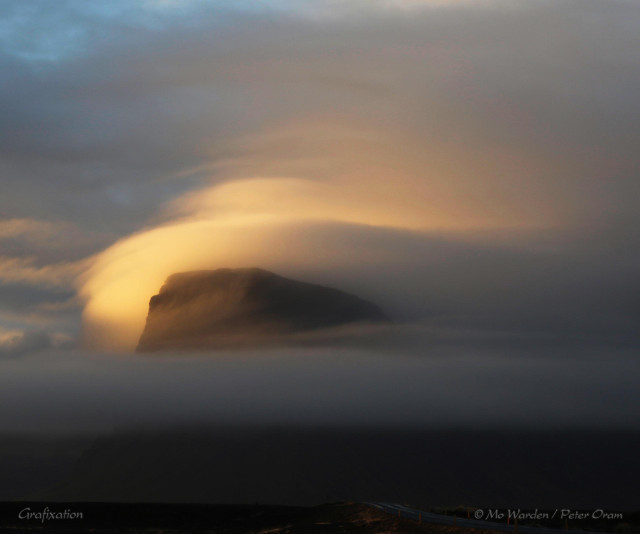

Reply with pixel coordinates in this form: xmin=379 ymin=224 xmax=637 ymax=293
xmin=137 ymin=268 xmax=388 ymax=351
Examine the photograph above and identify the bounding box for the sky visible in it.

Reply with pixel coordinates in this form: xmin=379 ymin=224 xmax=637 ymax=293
xmin=1 ymin=0 xmax=639 ymax=432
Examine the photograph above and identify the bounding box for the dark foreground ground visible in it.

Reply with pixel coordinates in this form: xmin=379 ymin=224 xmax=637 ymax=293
xmin=3 ymin=427 xmax=639 ymax=509
xmin=2 ymin=501 xmax=637 ymax=534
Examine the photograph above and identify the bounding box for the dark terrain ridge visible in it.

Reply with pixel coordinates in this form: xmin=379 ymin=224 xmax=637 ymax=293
xmin=137 ymin=267 xmax=388 ymax=351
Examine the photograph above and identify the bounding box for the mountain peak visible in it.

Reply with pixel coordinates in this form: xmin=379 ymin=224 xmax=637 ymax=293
xmin=137 ymin=268 xmax=388 ymax=351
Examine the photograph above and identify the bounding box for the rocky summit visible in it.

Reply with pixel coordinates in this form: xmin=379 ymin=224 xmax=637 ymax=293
xmin=136 ymin=268 xmax=388 ymax=351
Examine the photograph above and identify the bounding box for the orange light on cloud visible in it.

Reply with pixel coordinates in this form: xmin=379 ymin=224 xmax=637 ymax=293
xmin=79 ymin=110 xmax=563 ymax=351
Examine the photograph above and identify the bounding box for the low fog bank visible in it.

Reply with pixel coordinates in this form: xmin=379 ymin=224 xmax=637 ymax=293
xmin=1 ymin=337 xmax=639 ymax=434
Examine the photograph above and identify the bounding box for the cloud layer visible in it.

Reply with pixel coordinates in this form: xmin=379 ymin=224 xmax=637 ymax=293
xmin=1 ymin=345 xmax=639 ymax=433
xmin=1 ymin=0 xmax=640 ymax=354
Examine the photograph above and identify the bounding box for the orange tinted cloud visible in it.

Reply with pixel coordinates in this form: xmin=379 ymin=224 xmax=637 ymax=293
xmin=79 ymin=115 xmax=560 ymax=351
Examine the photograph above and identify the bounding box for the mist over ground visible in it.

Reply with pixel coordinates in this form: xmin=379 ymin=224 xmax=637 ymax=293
xmin=1 ymin=338 xmax=638 ymax=434
xmin=2 ymin=339 xmax=639 ymax=508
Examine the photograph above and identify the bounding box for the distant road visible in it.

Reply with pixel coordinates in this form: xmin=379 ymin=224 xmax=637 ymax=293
xmin=364 ymin=503 xmax=614 ymax=534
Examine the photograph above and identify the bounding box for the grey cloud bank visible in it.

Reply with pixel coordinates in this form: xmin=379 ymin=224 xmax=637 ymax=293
xmin=0 ymin=343 xmax=638 ymax=434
